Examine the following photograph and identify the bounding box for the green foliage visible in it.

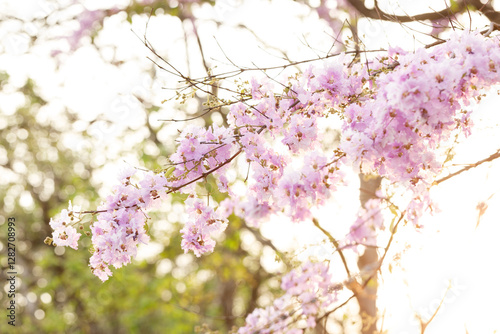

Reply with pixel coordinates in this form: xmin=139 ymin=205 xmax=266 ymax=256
xmin=0 ymin=70 xmax=270 ymax=333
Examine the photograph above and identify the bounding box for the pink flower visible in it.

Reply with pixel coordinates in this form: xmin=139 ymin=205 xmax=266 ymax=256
xmin=49 ymin=201 xmax=81 ymax=250
xmin=239 ymin=261 xmax=337 ymax=333
xmin=180 ymin=196 xmax=228 ymax=257
xmin=345 ymin=199 xmax=384 ymax=249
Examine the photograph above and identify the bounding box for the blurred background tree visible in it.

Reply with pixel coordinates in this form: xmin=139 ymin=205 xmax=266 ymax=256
xmin=2 ymin=0 xmax=500 ymax=333
xmin=0 ymin=1 xmax=275 ymax=332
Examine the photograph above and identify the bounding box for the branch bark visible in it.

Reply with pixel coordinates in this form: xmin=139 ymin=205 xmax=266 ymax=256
xmin=468 ymin=0 xmax=500 ymax=24
xmin=345 ymin=0 xmax=466 ymax=23
xmin=345 ymin=0 xmax=500 ymax=24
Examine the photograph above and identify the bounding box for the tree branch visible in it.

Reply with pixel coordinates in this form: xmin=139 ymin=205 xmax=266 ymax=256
xmin=435 ymin=149 xmax=500 ymax=185
xmin=468 ymin=0 xmax=500 ymax=24
xmin=312 ymin=218 xmax=351 ymax=278
xmin=345 ymin=0 xmax=467 ymax=23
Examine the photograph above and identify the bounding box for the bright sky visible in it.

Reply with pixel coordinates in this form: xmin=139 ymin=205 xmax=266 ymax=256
xmin=1 ymin=0 xmax=500 ymax=332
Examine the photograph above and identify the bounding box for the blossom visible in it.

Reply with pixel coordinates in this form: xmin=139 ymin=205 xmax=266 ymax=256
xmin=180 ymin=196 xmax=228 ymax=257
xmin=87 ymin=169 xmax=169 ymax=281
xmin=169 ymin=124 xmax=236 ymax=193
xmin=239 ymin=261 xmax=338 ymax=333
xmin=49 ymin=201 xmax=81 ymax=250
xmin=281 ymin=114 xmax=318 ymax=153
xmin=340 ymin=31 xmax=500 ymax=222
xmin=344 ymin=198 xmax=384 ymax=250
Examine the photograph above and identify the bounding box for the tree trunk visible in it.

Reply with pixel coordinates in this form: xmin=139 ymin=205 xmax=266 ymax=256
xmin=356 ymin=174 xmax=381 ymax=334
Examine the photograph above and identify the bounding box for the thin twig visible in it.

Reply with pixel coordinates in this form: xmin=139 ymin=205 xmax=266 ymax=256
xmin=435 ymin=149 xmax=500 ymax=185
xmin=312 ymin=218 xmax=351 ymax=278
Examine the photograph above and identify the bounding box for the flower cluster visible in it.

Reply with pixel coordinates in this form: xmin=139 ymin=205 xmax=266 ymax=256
xmin=274 ymin=151 xmax=345 ymax=222
xmin=239 ymin=261 xmax=338 ymax=334
xmin=88 ymin=167 xmax=168 ymax=281
xmin=340 ymin=31 xmax=500 ymax=222
xmin=180 ymin=196 xmax=228 ymax=257
xmin=344 ymin=198 xmax=384 ymax=250
xmin=49 ymin=201 xmax=82 ymax=250
xmin=222 ymin=56 xmax=364 ymax=226
xmin=49 ymin=31 xmax=500 ymax=289
xmin=169 ymin=124 xmax=236 ymax=193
